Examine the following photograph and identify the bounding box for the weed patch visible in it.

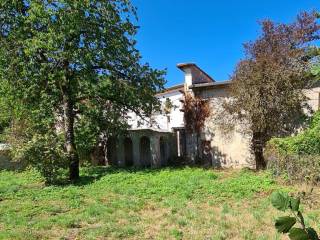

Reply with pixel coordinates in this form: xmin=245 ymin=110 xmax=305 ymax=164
xmin=0 ymin=167 xmax=318 ymax=239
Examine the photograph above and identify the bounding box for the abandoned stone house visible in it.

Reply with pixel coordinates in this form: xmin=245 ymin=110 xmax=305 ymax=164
xmin=105 ymin=63 xmax=320 ymax=169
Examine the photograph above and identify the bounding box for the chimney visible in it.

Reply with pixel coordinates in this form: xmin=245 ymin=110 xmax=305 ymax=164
xmin=177 ymin=63 xmax=214 ymax=92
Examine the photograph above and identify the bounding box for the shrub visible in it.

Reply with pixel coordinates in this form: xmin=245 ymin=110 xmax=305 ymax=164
xmin=269 ymin=111 xmax=320 ymax=155
xmin=271 ymin=191 xmax=319 ymax=240
xmin=266 ymin=111 xmax=320 ymax=184
xmin=9 ymin=131 xmax=68 ymax=184
xmin=266 ymin=146 xmax=320 ymax=184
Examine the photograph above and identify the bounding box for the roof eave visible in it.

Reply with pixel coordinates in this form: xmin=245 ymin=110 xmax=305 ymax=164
xmin=189 ymin=81 xmax=232 ymax=89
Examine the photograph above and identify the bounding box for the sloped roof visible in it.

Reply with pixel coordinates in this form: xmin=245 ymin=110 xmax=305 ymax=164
xmin=177 ymin=63 xmax=215 ymax=83
xmin=156 ymin=83 xmax=184 ymax=96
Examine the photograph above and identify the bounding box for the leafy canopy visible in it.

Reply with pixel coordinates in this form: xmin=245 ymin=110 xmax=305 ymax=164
xmin=223 ymin=11 xmax=320 ymax=168
xmin=0 ymin=0 xmax=165 ymax=182
xmin=268 ymin=53 xmax=320 ymax=155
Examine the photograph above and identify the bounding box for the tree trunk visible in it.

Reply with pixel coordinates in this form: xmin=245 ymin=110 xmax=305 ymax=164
xmin=90 ymin=139 xmax=107 ymax=166
xmin=252 ymin=132 xmax=267 ymax=170
xmin=62 ymin=85 xmax=79 ymax=181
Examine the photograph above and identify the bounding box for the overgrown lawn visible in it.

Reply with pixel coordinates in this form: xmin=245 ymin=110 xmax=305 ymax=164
xmin=0 ymin=167 xmax=319 ymax=239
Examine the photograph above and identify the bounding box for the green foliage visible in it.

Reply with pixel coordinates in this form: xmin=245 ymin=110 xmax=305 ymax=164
xmin=0 ymin=167 xmax=289 ymax=239
xmin=270 ymin=111 xmax=320 ymax=155
xmin=289 ymin=228 xmax=311 ymax=240
xmin=0 ymin=0 xmax=165 ymax=181
xmin=267 ymin=152 xmax=320 ymax=184
xmin=223 ymin=12 xmax=320 ymax=169
xmin=275 ymin=216 xmax=296 ymax=233
xmin=0 ymin=105 xmax=9 ymax=140
xmin=311 ymin=49 xmax=320 ymax=82
xmin=271 ymin=191 xmax=291 ymax=211
xmin=266 ymin=110 xmax=320 ymax=184
xmin=163 ymin=98 xmax=174 ymax=115
xmin=265 ymin=47 xmax=320 ymax=183
xmin=271 ymin=191 xmax=319 ymax=240
xmin=19 ymin=132 xmax=67 ymax=184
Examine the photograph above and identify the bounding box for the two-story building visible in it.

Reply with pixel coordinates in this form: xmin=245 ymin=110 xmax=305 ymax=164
xmin=105 ymin=63 xmax=320 ymax=169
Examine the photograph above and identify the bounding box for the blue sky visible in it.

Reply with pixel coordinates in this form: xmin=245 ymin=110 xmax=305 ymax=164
xmin=132 ymin=0 xmax=320 ymax=87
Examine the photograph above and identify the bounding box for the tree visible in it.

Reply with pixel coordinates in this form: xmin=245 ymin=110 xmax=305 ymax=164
xmin=163 ymin=98 xmax=177 ymax=129
xmin=223 ymin=11 xmax=320 ymax=169
xmin=0 ymin=0 xmax=165 ymax=181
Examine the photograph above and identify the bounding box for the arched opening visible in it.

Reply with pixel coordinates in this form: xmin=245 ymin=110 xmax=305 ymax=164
xmin=106 ymin=137 xmax=118 ymax=166
xmin=140 ymin=136 xmax=151 ymax=167
xmin=160 ymin=137 xmax=168 ymax=166
xmin=124 ymin=137 xmax=134 ymax=167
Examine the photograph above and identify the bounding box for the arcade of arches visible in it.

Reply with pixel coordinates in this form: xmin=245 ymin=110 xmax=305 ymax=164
xmin=105 ymin=129 xmax=176 ymax=168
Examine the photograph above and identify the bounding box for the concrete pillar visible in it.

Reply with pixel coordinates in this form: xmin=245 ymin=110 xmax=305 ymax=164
xmin=176 ymin=130 xmax=181 ymax=157
xmin=186 ymin=132 xmax=197 ymax=164
xmin=165 ymin=138 xmax=171 ymax=166
xmin=150 ymin=135 xmax=161 ymax=168
xmin=159 ymin=135 xmax=170 ymax=166
xmin=132 ymin=134 xmax=141 ymax=167
xmin=117 ymin=137 xmax=125 ymax=167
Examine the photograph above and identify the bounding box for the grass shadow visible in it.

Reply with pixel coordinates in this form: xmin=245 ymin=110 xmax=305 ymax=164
xmin=72 ymin=165 xmax=203 ymax=186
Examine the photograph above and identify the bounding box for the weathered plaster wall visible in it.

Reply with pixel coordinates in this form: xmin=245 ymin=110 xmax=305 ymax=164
xmin=304 ymin=87 xmax=320 ymax=112
xmin=191 ymin=85 xmax=320 ymax=168
xmin=189 ymin=87 xmax=255 ymax=168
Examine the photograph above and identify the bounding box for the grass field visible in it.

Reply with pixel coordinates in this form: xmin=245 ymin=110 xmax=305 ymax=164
xmin=0 ymin=167 xmax=319 ymax=240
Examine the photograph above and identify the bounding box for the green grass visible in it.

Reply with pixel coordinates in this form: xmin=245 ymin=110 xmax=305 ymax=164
xmin=0 ymin=167 xmax=319 ymax=239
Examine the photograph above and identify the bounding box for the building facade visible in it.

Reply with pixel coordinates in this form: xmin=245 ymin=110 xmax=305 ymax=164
xmin=105 ymin=63 xmax=320 ymax=169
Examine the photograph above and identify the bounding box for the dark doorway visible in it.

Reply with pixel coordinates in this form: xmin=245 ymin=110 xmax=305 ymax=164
xmin=124 ymin=137 xmax=134 ymax=167
xmin=140 ymin=136 xmax=151 ymax=167
xmin=106 ymin=137 xmax=118 ymax=166
xmin=160 ymin=137 xmax=167 ymax=166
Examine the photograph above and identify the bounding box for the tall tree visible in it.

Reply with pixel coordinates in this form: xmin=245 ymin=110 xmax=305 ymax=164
xmin=223 ymin=12 xmax=320 ymax=169
xmin=0 ymin=0 xmax=165 ymax=181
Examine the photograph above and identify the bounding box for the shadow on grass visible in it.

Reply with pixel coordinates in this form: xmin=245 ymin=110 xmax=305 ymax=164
xmin=51 ymin=165 xmax=197 ymax=187
xmin=80 ymin=165 xmax=194 ymax=185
